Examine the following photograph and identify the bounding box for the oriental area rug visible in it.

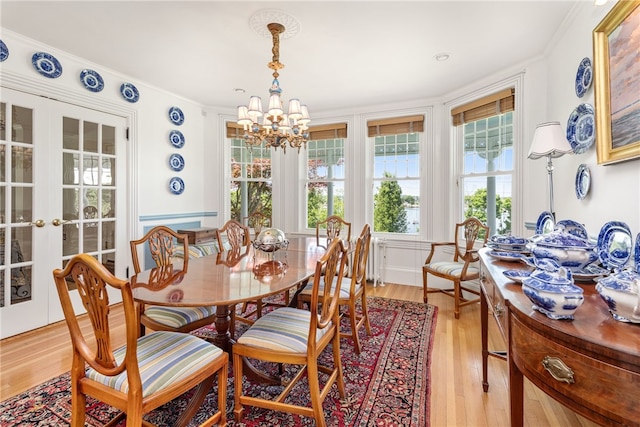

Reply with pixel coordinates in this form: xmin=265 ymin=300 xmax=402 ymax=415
xmin=0 ymin=297 xmax=437 ymax=426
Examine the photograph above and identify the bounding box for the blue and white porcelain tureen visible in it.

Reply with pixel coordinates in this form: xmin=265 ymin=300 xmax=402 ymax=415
xmin=528 ymin=229 xmax=598 ymax=271
xmin=522 ymin=259 xmax=584 ymax=320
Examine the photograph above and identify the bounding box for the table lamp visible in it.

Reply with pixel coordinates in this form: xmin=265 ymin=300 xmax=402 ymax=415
xmin=527 ymin=121 xmax=573 ymax=218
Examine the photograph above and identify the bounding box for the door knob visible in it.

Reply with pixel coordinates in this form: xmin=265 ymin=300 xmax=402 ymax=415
xmin=30 ymin=219 xmax=46 ymax=228
xmin=51 ymin=218 xmax=71 ymax=226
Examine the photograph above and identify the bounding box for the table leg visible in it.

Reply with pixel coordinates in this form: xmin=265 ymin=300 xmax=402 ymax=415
xmin=213 ymin=304 xmax=233 ymax=353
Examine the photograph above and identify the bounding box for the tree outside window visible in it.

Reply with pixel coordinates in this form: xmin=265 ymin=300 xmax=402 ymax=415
xmin=306 ymin=139 xmax=345 ymax=228
xmin=372 ymin=133 xmax=419 ymax=234
xmin=230 ymin=139 xmax=272 ymax=222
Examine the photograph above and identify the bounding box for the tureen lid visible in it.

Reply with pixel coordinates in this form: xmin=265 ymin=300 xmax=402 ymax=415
xmin=529 ymin=231 xmax=595 ymax=249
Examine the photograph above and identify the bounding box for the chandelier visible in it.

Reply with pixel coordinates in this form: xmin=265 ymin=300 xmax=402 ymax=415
xmin=237 ymin=23 xmax=311 ymax=153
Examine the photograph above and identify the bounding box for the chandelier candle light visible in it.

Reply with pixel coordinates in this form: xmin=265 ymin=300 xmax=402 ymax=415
xmin=237 ymin=23 xmax=311 ymax=152
xmin=527 ymin=121 xmax=573 ymax=219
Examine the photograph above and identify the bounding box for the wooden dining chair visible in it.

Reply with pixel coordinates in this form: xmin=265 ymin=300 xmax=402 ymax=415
xmin=130 ymin=225 xmax=217 ymax=336
xmin=297 ymin=223 xmax=372 ymax=353
xmin=243 ymin=211 xmax=271 ymax=238
xmin=422 ymin=217 xmax=489 ymax=319
xmin=232 ymin=238 xmax=348 ymax=427
xmin=53 ymin=253 xmax=228 ymax=427
xmin=215 ymin=220 xmax=253 ymax=337
xmin=315 ymin=214 xmax=351 ymax=242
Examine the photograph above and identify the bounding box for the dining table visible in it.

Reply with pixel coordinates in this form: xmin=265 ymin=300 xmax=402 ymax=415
xmin=131 ymin=236 xmax=346 ymax=353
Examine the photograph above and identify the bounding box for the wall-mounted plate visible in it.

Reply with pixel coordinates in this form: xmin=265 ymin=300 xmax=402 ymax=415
xmin=32 ymin=52 xmax=62 ymax=78
xmin=120 ymin=82 xmax=139 ymax=103
xmin=168 ymin=106 xmax=184 ymax=125
xmin=169 ymin=177 xmax=185 ymax=195
xmin=80 ymin=69 xmax=104 ymax=92
xmin=575 ymin=164 xmax=590 ymax=200
xmin=169 ymin=153 xmax=185 ymax=171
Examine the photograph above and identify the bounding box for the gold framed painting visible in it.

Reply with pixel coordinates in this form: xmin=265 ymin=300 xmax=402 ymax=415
xmin=593 ymin=0 xmax=640 ymax=165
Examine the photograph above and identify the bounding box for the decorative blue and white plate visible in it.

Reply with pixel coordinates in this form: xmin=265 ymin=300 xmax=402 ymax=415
xmin=169 ymin=130 xmax=185 ymax=148
xmin=574 ymin=164 xmax=590 ymax=200
xmin=168 ymin=153 xmax=185 ymax=171
xmin=488 ymin=250 xmax=525 ymax=262
xmin=168 ymin=106 xmax=184 ymax=125
xmin=32 ymin=52 xmax=62 ymax=78
xmin=0 ymin=40 xmax=9 ymax=62
xmin=79 ymin=69 xmax=104 ymax=93
xmin=567 ymin=103 xmax=595 ymax=154
xmin=169 ymin=177 xmax=185 ymax=195
xmin=120 ymin=82 xmax=139 ymax=103
xmin=575 ymin=57 xmax=592 ymax=98
xmin=535 ymin=211 xmax=554 ymax=235
xmin=597 ymin=221 xmax=632 ymax=270
xmin=572 ymin=264 xmax=608 ymax=282
xmin=502 ymin=269 xmax=531 ymax=284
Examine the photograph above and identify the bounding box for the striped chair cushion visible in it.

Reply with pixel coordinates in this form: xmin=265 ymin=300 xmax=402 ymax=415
xmin=144 ymin=305 xmax=216 ymax=328
xmin=237 ymin=307 xmax=329 ymax=353
xmin=298 ymin=276 xmax=354 ymax=300
xmin=425 ymin=261 xmax=479 ymax=278
xmin=86 ymin=331 xmax=223 ymax=397
xmin=173 ymin=242 xmax=218 ymax=259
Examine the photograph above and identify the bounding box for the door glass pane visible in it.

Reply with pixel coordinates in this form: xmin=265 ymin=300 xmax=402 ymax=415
xmin=102 ymin=158 xmax=114 ymax=185
xmin=63 ymin=117 xmax=79 ymax=150
xmin=102 ymin=189 xmax=115 ymax=217
xmin=63 ymin=188 xmax=79 ymax=220
xmin=11 ymin=187 xmax=32 ymax=223
xmin=102 ymin=125 xmax=115 ymax=154
xmin=84 ymin=121 xmax=98 ymax=153
xmin=11 ymin=228 xmax=32 ymax=305
xmin=63 ymin=152 xmax=79 ymax=185
xmin=63 ymin=223 xmax=78 ymax=256
xmin=11 ymin=146 xmax=33 ymax=183
xmin=11 ymin=106 xmax=33 ymax=144
xmin=102 ymin=221 xmax=115 ymax=250
xmin=83 ymin=223 xmax=98 ymax=252
xmin=83 ymin=154 xmax=99 ymax=185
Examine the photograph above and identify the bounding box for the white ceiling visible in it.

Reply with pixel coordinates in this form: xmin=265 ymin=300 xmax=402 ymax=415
xmin=1 ymin=1 xmax=581 ymax=114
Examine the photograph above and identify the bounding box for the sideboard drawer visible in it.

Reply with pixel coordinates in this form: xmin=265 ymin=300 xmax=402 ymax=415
xmin=177 ymin=227 xmax=218 ymax=244
xmin=510 ymin=314 xmax=640 ymax=423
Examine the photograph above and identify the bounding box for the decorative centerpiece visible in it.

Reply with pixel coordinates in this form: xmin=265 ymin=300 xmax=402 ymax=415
xmin=252 ymin=228 xmax=288 ymax=253
xmin=522 ymin=259 xmax=584 ymax=320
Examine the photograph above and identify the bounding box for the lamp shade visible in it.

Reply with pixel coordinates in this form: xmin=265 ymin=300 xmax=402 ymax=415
xmin=528 ymin=121 xmax=573 ymax=159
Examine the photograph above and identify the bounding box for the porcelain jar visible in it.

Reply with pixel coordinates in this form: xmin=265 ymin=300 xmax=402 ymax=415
xmin=596 ymin=270 xmax=640 ymax=323
xmin=522 ymin=260 xmax=584 ymax=320
xmin=528 ymin=231 xmax=598 ymax=271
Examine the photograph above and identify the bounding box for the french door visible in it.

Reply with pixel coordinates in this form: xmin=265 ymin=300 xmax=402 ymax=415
xmin=0 ymin=88 xmax=128 ymax=338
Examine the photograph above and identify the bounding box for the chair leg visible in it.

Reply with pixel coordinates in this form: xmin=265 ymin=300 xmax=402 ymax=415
xmin=233 ymin=351 xmax=245 ymax=423
xmin=307 ymin=358 xmax=326 ymax=427
xmin=453 ymin=280 xmax=461 ymax=319
xmin=422 ymin=267 xmax=429 ymax=303
xmin=361 ymin=292 xmax=371 ymax=335
xmin=348 ymin=300 xmax=362 ymax=354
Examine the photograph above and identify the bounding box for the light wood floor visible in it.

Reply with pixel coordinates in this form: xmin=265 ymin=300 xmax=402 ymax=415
xmin=0 ymin=283 xmax=598 ymax=426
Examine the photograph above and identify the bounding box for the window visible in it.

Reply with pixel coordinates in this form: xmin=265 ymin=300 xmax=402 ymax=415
xmin=368 ymin=115 xmax=423 ymax=234
xmin=229 ymin=138 xmax=272 ymax=222
xmin=453 ymin=89 xmax=514 ymax=236
xmin=305 ymin=124 xmax=347 ymax=228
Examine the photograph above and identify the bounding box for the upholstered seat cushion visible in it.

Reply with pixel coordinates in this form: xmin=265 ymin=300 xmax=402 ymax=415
xmin=144 ymin=305 xmax=216 ymax=328
xmin=298 ymin=276 xmax=356 ymax=300
xmin=173 ymin=242 xmax=218 ymax=259
xmin=424 ymin=261 xmax=479 ymax=278
xmin=86 ymin=331 xmax=223 ymax=397
xmin=237 ymin=307 xmax=329 ymax=353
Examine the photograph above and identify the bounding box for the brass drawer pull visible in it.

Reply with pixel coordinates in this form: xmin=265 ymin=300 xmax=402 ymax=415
xmin=493 ymin=303 xmax=505 ymax=317
xmin=542 ymin=356 xmax=575 ymax=384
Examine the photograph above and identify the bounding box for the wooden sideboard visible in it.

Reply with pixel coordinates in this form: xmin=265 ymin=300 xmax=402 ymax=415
xmin=479 ymin=248 xmax=640 ymax=426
